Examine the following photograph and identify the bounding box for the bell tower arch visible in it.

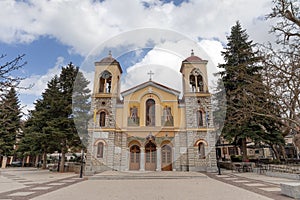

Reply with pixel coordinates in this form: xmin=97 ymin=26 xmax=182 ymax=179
xmin=180 ymin=50 xmax=209 ymax=95
xmin=93 ymin=51 xmax=122 ymax=99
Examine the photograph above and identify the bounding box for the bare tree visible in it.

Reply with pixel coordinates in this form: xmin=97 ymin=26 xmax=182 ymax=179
xmin=0 ymin=54 xmax=27 ymax=92
xmin=262 ymin=0 xmax=300 ymax=155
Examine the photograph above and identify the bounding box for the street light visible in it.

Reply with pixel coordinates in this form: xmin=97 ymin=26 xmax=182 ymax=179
xmin=79 ymin=148 xmax=84 ymax=178
xmin=216 ymin=138 xmax=221 ymax=175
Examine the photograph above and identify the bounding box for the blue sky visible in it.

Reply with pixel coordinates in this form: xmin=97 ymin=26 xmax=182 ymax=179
xmin=0 ymin=0 xmax=275 ymax=117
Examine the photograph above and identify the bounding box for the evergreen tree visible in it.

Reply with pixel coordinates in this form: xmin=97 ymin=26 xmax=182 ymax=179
xmin=216 ymin=21 xmax=284 ymax=161
xmin=45 ymin=63 xmax=90 ymax=172
xmin=0 ymin=87 xmax=22 ymax=167
xmin=19 ymin=77 xmax=62 ymax=169
xmin=19 ymin=63 xmax=90 ymax=171
xmin=72 ymin=70 xmax=91 ymax=149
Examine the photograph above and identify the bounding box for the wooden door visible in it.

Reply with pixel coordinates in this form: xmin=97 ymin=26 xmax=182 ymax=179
xmin=161 ymin=145 xmax=172 ymax=171
xmin=129 ymin=145 xmax=140 ymax=170
xmin=145 ymin=141 xmax=156 ymax=171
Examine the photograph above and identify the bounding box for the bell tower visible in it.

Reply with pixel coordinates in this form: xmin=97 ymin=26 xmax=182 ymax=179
xmin=179 ymin=50 xmax=217 ymax=172
xmin=93 ymin=51 xmax=122 ymax=99
xmin=180 ymin=50 xmax=209 ymax=95
xmin=85 ymin=52 xmax=124 ymax=175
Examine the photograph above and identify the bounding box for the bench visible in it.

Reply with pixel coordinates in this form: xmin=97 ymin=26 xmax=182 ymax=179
xmin=280 ymin=182 xmax=300 ymax=199
xmin=232 ymin=163 xmax=243 ymax=172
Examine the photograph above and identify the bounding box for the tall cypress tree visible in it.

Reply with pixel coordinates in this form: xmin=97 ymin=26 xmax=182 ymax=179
xmin=0 ymin=87 xmax=22 ymax=167
xmin=216 ymin=21 xmax=284 ymax=161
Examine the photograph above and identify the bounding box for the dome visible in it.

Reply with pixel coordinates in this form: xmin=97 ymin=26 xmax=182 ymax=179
xmin=183 ymin=50 xmax=203 ymax=62
xmin=99 ymin=51 xmax=119 ymax=64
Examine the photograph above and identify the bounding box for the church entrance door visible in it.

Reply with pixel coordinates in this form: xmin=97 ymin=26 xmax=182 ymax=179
xmin=129 ymin=145 xmax=140 ymax=170
xmin=145 ymin=141 xmax=156 ymax=171
xmin=161 ymin=145 xmax=172 ymax=171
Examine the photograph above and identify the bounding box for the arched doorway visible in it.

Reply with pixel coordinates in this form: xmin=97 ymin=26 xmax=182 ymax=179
xmin=161 ymin=145 xmax=172 ymax=171
xmin=129 ymin=145 xmax=140 ymax=170
xmin=145 ymin=141 xmax=156 ymax=171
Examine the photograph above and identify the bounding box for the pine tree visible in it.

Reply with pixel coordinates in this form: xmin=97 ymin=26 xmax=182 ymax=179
xmin=19 ymin=77 xmax=62 ymax=169
xmin=45 ymin=63 xmax=90 ymax=172
xmin=19 ymin=63 xmax=90 ymax=171
xmin=216 ymin=21 xmax=284 ymax=161
xmin=0 ymin=87 xmax=22 ymax=167
xmin=72 ymin=70 xmax=91 ymax=148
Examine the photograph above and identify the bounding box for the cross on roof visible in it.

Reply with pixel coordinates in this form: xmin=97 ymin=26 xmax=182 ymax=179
xmin=147 ymin=70 xmax=154 ymax=81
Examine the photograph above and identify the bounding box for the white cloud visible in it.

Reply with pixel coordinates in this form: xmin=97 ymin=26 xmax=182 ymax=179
xmin=121 ymin=39 xmax=224 ymax=96
xmin=19 ymin=56 xmax=64 ymax=96
xmin=0 ymin=0 xmax=275 ymax=56
xmin=2 ymin=0 xmax=275 ymax=115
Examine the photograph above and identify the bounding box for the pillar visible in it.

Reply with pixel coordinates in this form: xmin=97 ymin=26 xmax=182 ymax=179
xmin=140 ymin=147 xmax=145 ymax=171
xmin=156 ymin=147 xmax=161 ymax=171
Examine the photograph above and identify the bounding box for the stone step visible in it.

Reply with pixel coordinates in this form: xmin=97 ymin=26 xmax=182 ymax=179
xmin=88 ymin=171 xmax=208 ymax=180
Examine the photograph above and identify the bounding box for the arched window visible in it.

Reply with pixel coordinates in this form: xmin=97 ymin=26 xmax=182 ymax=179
xmin=198 ymin=142 xmax=205 ymax=159
xmin=97 ymin=142 xmax=104 ymax=158
xmin=196 ymin=110 xmax=203 ymax=127
xmin=99 ymin=70 xmax=112 ymax=93
xmin=190 ymin=69 xmax=204 ymax=92
xmin=146 ymin=99 xmax=155 ymax=126
xmin=99 ymin=111 xmax=106 ymax=127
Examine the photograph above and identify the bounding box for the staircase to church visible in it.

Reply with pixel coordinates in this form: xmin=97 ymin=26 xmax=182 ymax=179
xmin=88 ymin=171 xmax=208 ymax=180
xmin=85 ymin=156 xmax=111 ymax=175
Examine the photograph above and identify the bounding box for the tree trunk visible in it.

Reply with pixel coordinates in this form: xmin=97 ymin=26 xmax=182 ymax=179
xmin=22 ymin=157 xmax=26 ymax=167
xmin=241 ymin=138 xmax=248 ymax=161
xmin=42 ymin=151 xmax=47 ymax=169
xmin=1 ymin=156 xmax=7 ymax=169
xmin=280 ymin=144 xmax=287 ymax=160
xmin=35 ymin=155 xmax=39 ymax=168
xmin=59 ymin=147 xmax=65 ymax=173
xmin=272 ymin=144 xmax=280 ymax=160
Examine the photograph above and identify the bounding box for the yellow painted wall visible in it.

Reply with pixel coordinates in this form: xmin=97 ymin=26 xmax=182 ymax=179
xmin=116 ymin=84 xmax=183 ymax=131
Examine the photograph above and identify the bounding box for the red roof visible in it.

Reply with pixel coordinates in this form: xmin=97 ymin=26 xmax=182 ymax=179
xmin=95 ymin=51 xmax=123 ymax=73
xmin=183 ymin=55 xmax=203 ymax=62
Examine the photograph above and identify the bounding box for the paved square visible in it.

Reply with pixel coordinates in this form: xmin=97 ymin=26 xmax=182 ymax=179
xmin=8 ymin=192 xmax=35 ymax=196
xmin=259 ymin=187 xmax=281 ymax=192
xmin=60 ymin=180 xmax=75 ymax=183
xmin=47 ymin=183 xmax=65 ymax=186
xmin=245 ymin=183 xmax=266 ymax=187
xmin=224 ymin=178 xmax=239 ymax=180
xmin=217 ymin=175 xmax=230 ymax=178
xmin=233 ymin=180 xmax=250 ymax=183
xmin=30 ymin=187 xmax=52 ymax=190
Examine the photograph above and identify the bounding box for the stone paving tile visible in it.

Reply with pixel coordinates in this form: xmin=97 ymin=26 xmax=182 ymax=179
xmin=233 ymin=180 xmax=250 ymax=183
xmin=8 ymin=192 xmax=35 ymax=197
xmin=59 ymin=180 xmax=76 ymax=183
xmin=259 ymin=187 xmax=281 ymax=192
xmin=205 ymin=172 xmax=292 ymax=200
xmin=216 ymin=175 xmax=230 ymax=178
xmin=29 ymin=187 xmax=52 ymax=190
xmin=47 ymin=183 xmax=66 ymax=186
xmin=0 ymin=174 xmax=85 ymax=200
xmin=223 ymin=178 xmax=239 ymax=180
xmin=245 ymin=183 xmax=266 ymax=187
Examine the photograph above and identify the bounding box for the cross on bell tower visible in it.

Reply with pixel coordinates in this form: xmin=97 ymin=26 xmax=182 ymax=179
xmin=147 ymin=70 xmax=154 ymax=81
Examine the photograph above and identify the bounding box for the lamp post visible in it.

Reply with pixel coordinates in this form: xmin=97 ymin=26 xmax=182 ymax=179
xmin=216 ymin=138 xmax=221 ymax=175
xmin=79 ymin=148 xmax=84 ymax=178
xmin=57 ymin=153 xmax=61 ymax=172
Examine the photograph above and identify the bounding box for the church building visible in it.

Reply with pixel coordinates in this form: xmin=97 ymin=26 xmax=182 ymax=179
xmin=85 ymin=51 xmax=217 ymax=174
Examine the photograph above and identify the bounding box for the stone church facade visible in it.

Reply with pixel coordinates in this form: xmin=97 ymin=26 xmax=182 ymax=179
xmin=85 ymin=51 xmax=217 ymax=175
